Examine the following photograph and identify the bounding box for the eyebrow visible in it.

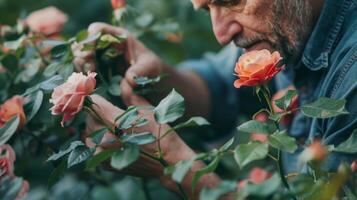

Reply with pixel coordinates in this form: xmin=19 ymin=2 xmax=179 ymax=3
xmin=196 ymin=0 xmax=242 ymax=9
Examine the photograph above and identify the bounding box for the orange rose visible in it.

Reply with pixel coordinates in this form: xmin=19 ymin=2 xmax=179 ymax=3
xmin=50 ymin=72 xmax=97 ymax=126
xmin=26 ymin=6 xmax=68 ymax=36
xmin=0 ymin=144 xmax=16 ymax=179
xmin=234 ymin=50 xmax=284 ymax=88
xmin=0 ymin=96 xmax=26 ymax=129
xmin=111 ymin=0 xmax=126 ymax=9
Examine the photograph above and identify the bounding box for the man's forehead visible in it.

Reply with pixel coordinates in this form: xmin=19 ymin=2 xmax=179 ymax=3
xmin=191 ymin=0 xmax=208 ymax=9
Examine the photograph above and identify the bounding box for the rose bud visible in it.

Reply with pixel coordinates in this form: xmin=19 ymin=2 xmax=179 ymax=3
xmin=50 ymin=72 xmax=97 ymax=127
xmin=26 ymin=6 xmax=68 ymax=37
xmin=0 ymin=96 xmax=26 ymax=130
xmin=111 ymin=0 xmax=126 ymax=10
xmin=351 ymin=160 xmax=357 ymax=172
xmin=299 ymin=140 xmax=327 ymax=163
xmin=234 ymin=50 xmax=284 ymax=88
xmin=237 ymin=167 xmax=272 ymax=190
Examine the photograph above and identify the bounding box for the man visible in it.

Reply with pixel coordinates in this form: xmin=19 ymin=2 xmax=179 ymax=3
xmin=76 ymin=0 xmax=357 ymax=198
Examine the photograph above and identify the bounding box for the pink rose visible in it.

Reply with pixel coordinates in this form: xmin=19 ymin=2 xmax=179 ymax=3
xmin=50 ymin=72 xmax=97 ymax=126
xmin=0 ymin=144 xmax=16 ymax=179
xmin=26 ymin=6 xmax=68 ymax=36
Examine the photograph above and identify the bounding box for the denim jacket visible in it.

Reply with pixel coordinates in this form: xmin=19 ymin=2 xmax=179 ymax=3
xmin=180 ymin=0 xmax=357 ymax=172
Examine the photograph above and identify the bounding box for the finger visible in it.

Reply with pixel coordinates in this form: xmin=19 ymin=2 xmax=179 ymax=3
xmin=90 ymin=94 xmax=124 ymax=125
xmin=88 ymin=22 xmax=129 ymax=36
xmin=124 ymin=55 xmax=163 ymax=87
xmin=120 ymin=79 xmax=151 ymax=107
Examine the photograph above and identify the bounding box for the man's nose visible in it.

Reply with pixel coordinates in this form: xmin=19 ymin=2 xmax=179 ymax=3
xmin=210 ymin=6 xmax=242 ymax=45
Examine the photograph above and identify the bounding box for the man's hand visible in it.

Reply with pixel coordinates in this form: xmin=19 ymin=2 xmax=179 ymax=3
xmin=72 ymin=22 xmax=168 ymax=96
xmin=73 ymin=23 xmax=212 ymax=118
xmin=84 ymin=94 xmax=221 ymax=199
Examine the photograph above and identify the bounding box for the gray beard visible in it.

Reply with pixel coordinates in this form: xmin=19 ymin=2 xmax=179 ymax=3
xmin=271 ymin=0 xmax=314 ymax=64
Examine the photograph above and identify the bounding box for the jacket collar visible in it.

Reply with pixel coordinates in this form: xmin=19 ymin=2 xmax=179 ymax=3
xmin=301 ymin=0 xmax=355 ymax=70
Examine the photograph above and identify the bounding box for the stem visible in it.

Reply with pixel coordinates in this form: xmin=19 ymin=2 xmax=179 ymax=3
xmin=260 ymin=86 xmax=297 ymax=200
xmin=157 ymin=124 xmax=163 ymax=158
xmin=277 ymin=150 xmax=290 ymax=190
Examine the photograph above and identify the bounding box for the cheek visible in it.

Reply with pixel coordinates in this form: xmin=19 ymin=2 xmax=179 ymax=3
xmin=241 ymin=0 xmax=274 ymax=20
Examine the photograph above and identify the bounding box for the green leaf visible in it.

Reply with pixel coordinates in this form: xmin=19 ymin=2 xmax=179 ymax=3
xmin=274 ymin=90 xmax=297 ymax=110
xmin=241 ymin=173 xmax=281 ymax=198
xmin=3 ymin=36 xmax=25 ymax=50
xmin=25 ymin=90 xmax=43 ymax=122
xmin=51 ymin=44 xmax=69 ymax=58
xmin=110 ymin=144 xmax=140 ymax=170
xmin=85 ymin=149 xmax=116 ymax=170
xmin=67 ymin=146 xmax=94 ymax=168
xmin=332 ymin=129 xmax=357 ymax=153
xmin=1 ymin=54 xmax=18 ymax=72
xmin=108 ymin=75 xmax=122 ymax=96
xmin=121 ymin=132 xmax=156 ymax=145
xmin=39 ymin=75 xmax=64 ymax=91
xmin=199 ymin=181 xmax=236 ymax=200
xmin=79 ymin=33 xmax=101 ymax=45
xmin=42 ymin=40 xmax=67 ymax=46
xmin=97 ymin=34 xmax=126 ymax=49
xmin=0 ymin=176 xmax=24 ymax=199
xmin=48 ymin=159 xmax=66 ymax=188
xmin=118 ymin=109 xmax=139 ymax=129
xmin=237 ymin=120 xmax=277 ymax=134
xmin=90 ymin=128 xmax=108 ymax=145
xmin=219 ymin=138 xmax=235 ymax=152
xmin=154 ymin=89 xmax=185 ymax=124
xmin=43 ymin=62 xmax=62 ymax=77
xmin=301 ymin=97 xmax=349 ymax=118
xmin=173 ymin=117 xmax=210 ymax=130
xmin=234 ymin=141 xmax=268 ymax=169
xmin=47 ymin=141 xmax=84 ymax=162
xmin=268 ymin=130 xmax=298 ymax=153
xmin=0 ymin=116 xmax=20 ymax=145
xmin=75 ymin=30 xmax=89 ymax=42
xmin=58 ymin=63 xmax=74 ymax=80
xmin=192 ymin=157 xmax=220 ymax=190
xmin=171 ymin=160 xmax=193 ymax=183
xmin=134 ymin=76 xmax=161 ymax=87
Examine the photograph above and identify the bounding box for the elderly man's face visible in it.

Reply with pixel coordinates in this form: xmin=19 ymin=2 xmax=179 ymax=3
xmin=193 ymin=0 xmax=314 ymax=61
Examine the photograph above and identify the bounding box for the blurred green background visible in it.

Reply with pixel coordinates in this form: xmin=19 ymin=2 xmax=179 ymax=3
xmin=0 ymin=0 xmax=221 ymax=65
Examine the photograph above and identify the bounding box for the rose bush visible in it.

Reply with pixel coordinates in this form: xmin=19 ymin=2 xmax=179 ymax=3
xmin=0 ymin=1 xmax=356 ymax=200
